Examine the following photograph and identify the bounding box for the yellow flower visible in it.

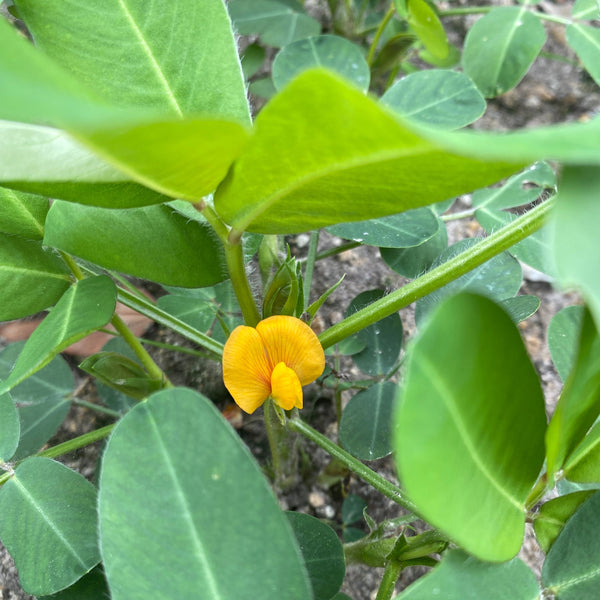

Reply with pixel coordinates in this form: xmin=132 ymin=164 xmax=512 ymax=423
xmin=222 ymin=315 xmax=325 ymax=414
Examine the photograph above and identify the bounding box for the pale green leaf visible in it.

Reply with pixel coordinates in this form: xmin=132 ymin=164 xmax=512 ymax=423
xmin=572 ymin=0 xmax=600 ymax=19
xmin=44 ymin=202 xmax=227 ymax=288
xmin=0 ymin=457 xmax=100 ymax=596
xmin=0 ymin=391 xmax=19 ymax=461
xmin=381 ymin=70 xmax=485 ymax=130
xmin=214 ymin=69 xmax=523 ymax=234
xmin=98 ymin=388 xmax=312 ymax=599
xmin=548 ymin=305 xmax=585 ymax=382
xmin=406 ymin=0 xmax=449 ymax=59
xmin=0 ymin=187 xmax=47 ymax=240
xmin=0 ymin=276 xmax=116 ymax=394
xmin=563 ymin=420 xmax=600 ymax=483
xmin=273 ymin=35 xmax=370 ymax=92
xmin=567 ymin=23 xmax=600 ymax=86
xmin=394 ymin=294 xmax=546 ymax=561
xmin=542 ymin=491 xmax=600 ymax=599
xmin=463 ymin=7 xmax=546 ymax=97
xmin=396 ymin=550 xmax=540 ymax=599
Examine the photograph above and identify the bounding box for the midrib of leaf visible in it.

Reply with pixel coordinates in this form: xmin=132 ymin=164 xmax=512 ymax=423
xmin=573 ymin=2 xmax=599 ymax=19
xmin=566 ymin=431 xmax=600 ymax=474
xmin=232 ymin=143 xmax=432 ymax=232
xmin=419 ymin=354 xmax=523 ymax=510
xmin=116 ymin=0 xmax=183 ymax=117
xmin=571 ymin=22 xmax=600 ymax=52
xmin=550 ymin=563 xmax=600 ymax=594
xmin=146 ymin=407 xmax=223 ymax=599
xmin=20 ymin=398 xmax=70 ymax=438
xmin=12 ymin=476 xmax=89 ymax=568
xmin=490 ymin=5 xmax=529 ymax=91
xmin=0 ymin=265 xmax=71 ymax=282
xmin=400 ymin=87 xmax=472 ymax=118
xmin=5 ymin=189 xmax=45 ymax=237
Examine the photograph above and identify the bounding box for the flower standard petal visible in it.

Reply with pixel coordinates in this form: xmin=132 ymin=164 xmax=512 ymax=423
xmin=256 ymin=315 xmax=325 ymax=385
xmin=223 ymin=325 xmax=272 ymax=414
xmin=271 ymin=362 xmax=303 ymax=410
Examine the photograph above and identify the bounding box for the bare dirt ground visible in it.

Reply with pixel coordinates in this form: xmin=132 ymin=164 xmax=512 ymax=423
xmin=2 ymin=1 xmax=600 ymax=598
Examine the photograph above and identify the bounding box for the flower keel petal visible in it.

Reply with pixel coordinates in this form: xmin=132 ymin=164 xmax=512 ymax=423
xmin=271 ymin=362 xmax=303 ymax=411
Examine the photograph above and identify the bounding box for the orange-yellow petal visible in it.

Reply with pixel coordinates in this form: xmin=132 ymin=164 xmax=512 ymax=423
xmin=256 ymin=315 xmax=325 ymax=385
xmin=270 ymin=362 xmax=303 ymax=410
xmin=222 ymin=325 xmax=272 ymax=414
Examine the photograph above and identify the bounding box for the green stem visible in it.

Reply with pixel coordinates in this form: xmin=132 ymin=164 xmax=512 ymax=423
xmin=264 ymin=399 xmax=299 ymax=489
xmin=367 ymin=5 xmax=395 ymax=66
xmin=303 ymin=240 xmax=362 ymax=263
xmin=195 ymin=200 xmax=230 ymax=243
xmin=375 ymin=560 xmax=402 ymax=600
xmin=0 ymin=424 xmax=115 ymax=486
xmin=287 ymin=417 xmax=418 ymax=513
xmin=303 ymin=230 xmax=320 ymax=308
xmin=116 ymin=287 xmax=224 ymax=358
xmin=111 ymin=313 xmax=171 ymax=386
xmin=319 ymin=197 xmax=555 ymax=349
xmin=72 ymin=398 xmax=122 ymax=418
xmin=525 ymin=472 xmax=549 ymax=511
xmin=60 ymin=251 xmax=85 ymax=280
xmin=441 ymin=208 xmax=476 ymax=222
xmin=224 ymin=241 xmax=261 ymax=327
xmin=137 ymin=337 xmax=213 ymax=359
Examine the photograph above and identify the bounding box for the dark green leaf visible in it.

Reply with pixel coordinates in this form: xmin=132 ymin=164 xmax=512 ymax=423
xmin=546 ymin=307 xmax=600 ymax=481
xmin=396 ymin=549 xmax=540 ymax=599
xmin=534 ymin=491 xmax=595 ymax=553
xmin=0 ymin=342 xmax=73 ymax=460
xmin=214 ymin=70 xmax=524 ymax=234
xmin=38 ymin=567 xmax=109 ymax=600
xmin=381 ymin=70 xmax=485 ymax=130
xmin=463 ymin=7 xmax=546 ymax=97
xmin=241 ymin=43 xmax=267 ymax=80
xmin=228 ymin=0 xmax=321 ymax=47
xmin=327 ymin=208 xmax=439 ymax=249
xmin=273 ymin=35 xmax=369 ymax=92
xmin=498 ymin=295 xmax=540 ymax=324
xmin=0 ymin=276 xmax=116 ymax=394
xmin=248 ymin=76 xmax=277 ymax=99
xmin=342 ymin=494 xmax=368 ymax=525
xmin=394 ymin=294 xmax=546 ymax=561
xmin=415 ymin=238 xmax=522 ymax=326
xmin=548 ymin=305 xmax=585 ymax=382
xmin=346 ymin=290 xmax=403 ymax=376
xmin=380 ymin=217 xmax=448 ymax=278
xmin=0 ymin=457 xmax=100 ymax=596
xmin=567 ymin=23 xmax=600 ymax=86
xmin=339 ymin=382 xmax=396 ymax=460
xmin=0 ymin=187 xmax=47 ymax=240
xmin=44 ymin=202 xmax=227 ymax=288
xmin=287 ymin=512 xmax=345 ymax=600
xmin=0 ymin=233 xmax=71 ymax=321
xmin=98 ymin=388 xmax=312 ymax=599
xmin=542 ymin=491 xmax=600 ymax=599
xmin=156 ymin=295 xmax=218 ymax=334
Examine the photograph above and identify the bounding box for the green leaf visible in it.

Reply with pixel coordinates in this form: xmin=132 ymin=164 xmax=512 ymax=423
xmin=0 ymin=457 xmax=100 ymax=596
xmin=0 ymin=122 xmax=168 ymax=209
xmin=395 ymin=549 xmax=540 ymax=599
xmin=249 ymin=76 xmax=277 ymax=100
xmin=462 ymin=7 xmax=546 ymax=97
xmin=273 ymin=35 xmax=370 ymax=92
xmin=44 ymin=202 xmax=227 ymax=288
xmin=406 ymin=0 xmax=449 ymax=59
xmin=14 ymin=0 xmax=250 ymax=124
xmin=534 ymin=491 xmax=595 ymax=553
xmin=327 ymin=208 xmax=439 ymax=249
xmin=228 ymin=0 xmax=321 ymax=47
xmin=567 ymin=23 xmax=600 ymax=86
xmin=564 ymin=420 xmax=600 ymax=483
xmin=0 ymin=187 xmax=47 ymax=240
xmin=38 ymin=567 xmax=109 ymax=600
xmin=342 ymin=494 xmax=367 ymax=526
xmin=346 ymin=290 xmax=403 ymax=376
xmin=286 ymin=512 xmax=345 ymax=600
xmin=214 ymin=69 xmax=523 ymax=234
xmin=572 ymin=0 xmax=600 ymax=19
xmin=339 ymin=382 xmax=396 ymax=461
xmin=546 ymin=307 xmax=600 ymax=481
xmin=0 ymin=342 xmax=73 ymax=460
xmin=380 ymin=217 xmax=448 ymax=278
xmin=542 ymin=491 xmax=600 ymax=599
xmin=552 ymin=167 xmax=600 ymax=328
xmin=415 ymin=238 xmax=522 ymax=326
xmin=548 ymin=305 xmax=585 ymax=382
xmin=0 ymin=276 xmax=116 ymax=394
xmin=156 ymin=295 xmax=218 ymax=334
xmin=0 ymin=233 xmax=72 ymax=321
xmin=0 ymin=391 xmax=19 ymax=461
xmin=98 ymin=388 xmax=312 ymax=599
xmin=471 ymin=162 xmax=556 ymax=211
xmin=241 ymin=43 xmax=267 ymax=79
xmin=381 ymin=70 xmax=485 ymax=130
xmin=394 ymin=294 xmax=546 ymax=561
xmin=499 ymin=295 xmax=540 ymax=324
xmin=475 ymin=209 xmax=557 ymax=278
